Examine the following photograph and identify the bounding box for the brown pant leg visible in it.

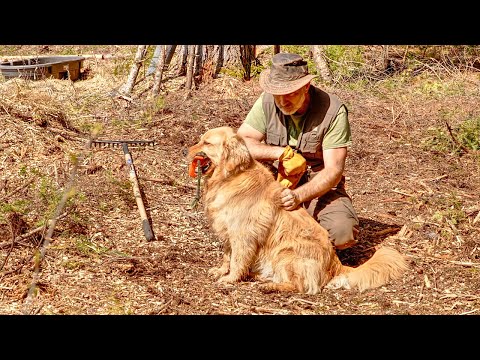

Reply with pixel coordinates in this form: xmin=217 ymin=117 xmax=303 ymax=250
xmin=303 ymin=187 xmax=360 ymax=249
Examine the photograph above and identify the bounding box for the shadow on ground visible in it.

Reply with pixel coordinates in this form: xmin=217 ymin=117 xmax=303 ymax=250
xmin=338 ymin=217 xmax=401 ymax=266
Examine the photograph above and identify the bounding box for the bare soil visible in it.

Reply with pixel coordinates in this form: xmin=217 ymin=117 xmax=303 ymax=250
xmin=1 ymin=45 xmax=479 ymax=315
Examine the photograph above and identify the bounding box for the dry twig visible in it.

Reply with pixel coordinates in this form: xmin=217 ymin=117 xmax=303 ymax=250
xmin=445 ymin=121 xmax=470 ymax=153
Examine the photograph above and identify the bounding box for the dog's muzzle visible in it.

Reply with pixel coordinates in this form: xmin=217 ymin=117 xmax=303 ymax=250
xmin=188 ymin=151 xmax=211 ymax=178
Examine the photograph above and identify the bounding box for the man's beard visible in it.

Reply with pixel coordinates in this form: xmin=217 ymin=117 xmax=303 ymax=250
xmin=278 ymin=104 xmax=302 ymax=115
xmin=275 ymin=91 xmax=307 ymax=115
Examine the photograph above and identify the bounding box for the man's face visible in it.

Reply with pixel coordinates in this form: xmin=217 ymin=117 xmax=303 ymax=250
xmin=273 ymin=84 xmax=309 ymax=115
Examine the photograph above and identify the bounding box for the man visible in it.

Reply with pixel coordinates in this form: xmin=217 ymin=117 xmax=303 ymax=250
xmin=237 ymin=52 xmax=359 ymax=250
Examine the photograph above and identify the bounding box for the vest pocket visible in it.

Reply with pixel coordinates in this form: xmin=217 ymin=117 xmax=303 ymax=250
xmin=303 ymin=140 xmax=319 ymax=153
xmin=266 ymin=132 xmax=281 ymax=145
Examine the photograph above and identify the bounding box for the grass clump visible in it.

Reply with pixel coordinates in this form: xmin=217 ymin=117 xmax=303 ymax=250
xmin=422 ymin=117 xmax=480 ymax=154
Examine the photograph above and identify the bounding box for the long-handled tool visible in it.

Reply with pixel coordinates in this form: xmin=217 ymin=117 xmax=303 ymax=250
xmin=92 ymin=139 xmax=155 ymax=241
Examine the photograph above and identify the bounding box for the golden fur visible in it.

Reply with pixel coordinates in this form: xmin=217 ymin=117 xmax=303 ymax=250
xmin=187 ymin=126 xmax=409 ymax=294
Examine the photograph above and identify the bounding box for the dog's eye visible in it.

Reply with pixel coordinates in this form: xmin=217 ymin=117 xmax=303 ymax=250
xmin=203 ymin=141 xmax=210 ymax=145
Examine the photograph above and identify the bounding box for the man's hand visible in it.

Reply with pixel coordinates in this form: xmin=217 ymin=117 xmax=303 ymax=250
xmin=279 ymin=188 xmax=301 ymax=211
xmin=277 ymin=146 xmax=306 ymax=189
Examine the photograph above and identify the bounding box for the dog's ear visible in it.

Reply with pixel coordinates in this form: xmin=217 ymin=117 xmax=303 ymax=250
xmin=223 ymin=134 xmax=253 ymax=173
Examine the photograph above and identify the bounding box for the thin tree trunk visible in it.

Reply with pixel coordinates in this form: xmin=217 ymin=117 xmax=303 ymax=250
xmin=165 ymin=45 xmax=177 ymax=68
xmin=175 ymin=45 xmax=188 ymax=76
xmin=382 ymin=45 xmax=390 ymax=71
xmin=215 ymin=45 xmax=224 ymax=76
xmin=152 ymin=45 xmax=166 ymax=96
xmin=185 ymin=45 xmax=196 ymax=90
xmin=240 ymin=45 xmax=255 ymax=80
xmin=273 ymin=45 xmax=280 ymax=54
xmin=148 ymin=44 xmax=178 ymax=76
xmin=147 ymin=45 xmax=162 ymax=76
xmin=194 ymin=45 xmax=203 ymax=76
xmin=119 ymin=45 xmax=149 ymax=95
xmin=310 ymin=45 xmax=332 ymax=84
xmin=147 ymin=45 xmax=177 ymax=76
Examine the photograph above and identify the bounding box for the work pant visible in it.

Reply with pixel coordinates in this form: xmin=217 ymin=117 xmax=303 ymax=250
xmin=303 ymin=186 xmax=360 ymax=250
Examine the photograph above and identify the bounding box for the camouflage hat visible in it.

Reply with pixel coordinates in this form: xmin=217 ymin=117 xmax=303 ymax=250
xmin=259 ymin=53 xmax=317 ymax=95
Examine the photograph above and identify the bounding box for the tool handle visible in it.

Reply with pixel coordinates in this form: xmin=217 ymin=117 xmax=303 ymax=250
xmin=122 ymin=144 xmax=154 ymax=241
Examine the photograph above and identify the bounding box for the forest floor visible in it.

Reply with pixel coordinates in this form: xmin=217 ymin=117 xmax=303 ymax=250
xmin=0 ymin=45 xmax=479 ymax=316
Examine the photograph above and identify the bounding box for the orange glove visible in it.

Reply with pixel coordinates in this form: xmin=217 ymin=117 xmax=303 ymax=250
xmin=276 ymin=146 xmax=307 ymax=189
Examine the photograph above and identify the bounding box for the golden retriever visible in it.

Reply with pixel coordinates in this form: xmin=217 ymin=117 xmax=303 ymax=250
xmin=187 ymin=126 xmax=409 ymax=294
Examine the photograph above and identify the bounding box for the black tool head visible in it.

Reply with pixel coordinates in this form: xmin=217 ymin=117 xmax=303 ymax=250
xmin=91 ymin=140 xmax=156 ymax=148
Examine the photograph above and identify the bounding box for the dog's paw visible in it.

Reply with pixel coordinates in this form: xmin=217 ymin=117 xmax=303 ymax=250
xmin=218 ymin=274 xmax=239 ymax=284
xmin=325 ymin=275 xmax=351 ymax=290
xmin=208 ymin=267 xmax=229 ymax=279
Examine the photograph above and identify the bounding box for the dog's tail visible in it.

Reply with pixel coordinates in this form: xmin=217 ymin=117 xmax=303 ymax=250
xmin=327 ymin=247 xmax=409 ymax=292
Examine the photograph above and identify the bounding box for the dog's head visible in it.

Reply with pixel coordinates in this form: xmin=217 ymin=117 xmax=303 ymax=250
xmin=187 ymin=126 xmax=253 ymax=178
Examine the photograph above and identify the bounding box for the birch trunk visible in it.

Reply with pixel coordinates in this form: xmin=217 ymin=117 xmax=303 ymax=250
xmin=152 ymin=45 xmax=166 ymax=95
xmin=147 ymin=45 xmax=176 ymax=76
xmin=310 ymin=45 xmax=332 ymax=84
xmin=119 ymin=45 xmax=148 ymax=95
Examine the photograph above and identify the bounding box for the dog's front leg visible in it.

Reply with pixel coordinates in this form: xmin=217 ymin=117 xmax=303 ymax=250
xmin=208 ymin=241 xmax=231 ymax=279
xmin=218 ymin=238 xmax=255 ymax=284
xmin=208 ymin=252 xmax=230 ymax=279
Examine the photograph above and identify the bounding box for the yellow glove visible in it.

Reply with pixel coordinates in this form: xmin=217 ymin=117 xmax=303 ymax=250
xmin=277 ymin=171 xmax=304 ymax=189
xmin=277 ymin=146 xmax=307 ymax=189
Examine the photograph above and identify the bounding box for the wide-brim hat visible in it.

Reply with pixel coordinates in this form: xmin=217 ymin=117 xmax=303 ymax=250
xmin=259 ymin=53 xmax=318 ymax=95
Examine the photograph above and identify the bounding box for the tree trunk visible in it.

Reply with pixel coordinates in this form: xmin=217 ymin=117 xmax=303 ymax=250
xmin=147 ymin=45 xmax=162 ymax=76
xmin=173 ymin=45 xmax=189 ymax=76
xmin=214 ymin=45 xmax=224 ymax=76
xmin=152 ymin=45 xmax=166 ymax=96
xmin=240 ymin=45 xmax=255 ymax=80
xmin=119 ymin=45 xmax=149 ymax=95
xmin=222 ymin=45 xmax=241 ymax=67
xmin=381 ymin=45 xmax=390 ymax=71
xmin=221 ymin=45 xmax=255 ymax=80
xmin=200 ymin=45 xmax=216 ymax=82
xmin=310 ymin=45 xmax=332 ymax=84
xmin=185 ymin=45 xmax=197 ymax=90
xmin=148 ymin=45 xmax=177 ymax=76
xmin=194 ymin=45 xmax=203 ymax=76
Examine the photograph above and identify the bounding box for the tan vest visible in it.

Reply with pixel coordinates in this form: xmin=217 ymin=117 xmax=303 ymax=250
xmin=262 ymin=86 xmax=345 ymax=180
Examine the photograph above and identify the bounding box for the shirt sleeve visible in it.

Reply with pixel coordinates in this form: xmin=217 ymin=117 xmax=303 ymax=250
xmin=243 ymin=92 xmax=267 ymax=134
xmin=322 ymin=105 xmax=352 ymax=150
